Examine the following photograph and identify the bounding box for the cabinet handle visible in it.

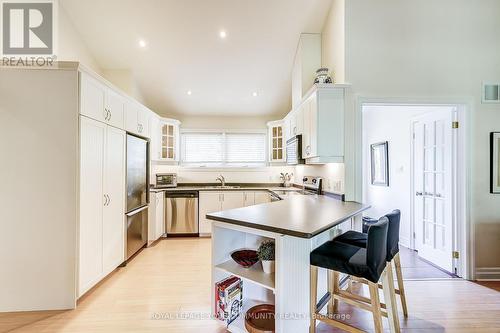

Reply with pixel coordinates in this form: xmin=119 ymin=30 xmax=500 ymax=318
xmin=104 ymin=194 xmax=110 ymax=206
xmin=108 ymin=110 xmax=112 ymax=122
xmin=108 ymin=195 xmax=111 ymax=205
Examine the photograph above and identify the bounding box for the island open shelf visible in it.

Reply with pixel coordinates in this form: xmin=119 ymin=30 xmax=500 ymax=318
xmin=215 ymin=259 xmax=275 ymax=291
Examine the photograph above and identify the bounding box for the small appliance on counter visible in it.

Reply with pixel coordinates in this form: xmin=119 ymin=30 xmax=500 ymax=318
xmin=286 ymin=135 xmax=305 ymax=165
xmin=155 ymin=173 xmax=177 ymax=188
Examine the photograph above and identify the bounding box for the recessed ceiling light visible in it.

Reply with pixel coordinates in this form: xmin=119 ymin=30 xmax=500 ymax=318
xmin=138 ymin=40 xmax=147 ymax=48
xmin=252 ymin=92 xmax=258 ymax=97
xmin=187 ymin=90 xmax=192 ymax=95
xmin=219 ymin=30 xmax=227 ymax=39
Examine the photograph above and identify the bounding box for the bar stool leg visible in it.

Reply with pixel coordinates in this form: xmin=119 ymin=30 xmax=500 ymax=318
xmin=368 ymin=281 xmax=383 ymax=333
xmin=310 ymin=266 xmax=318 ymax=333
xmin=393 ymin=253 xmax=408 ymax=317
xmin=382 ymin=262 xmax=401 ymax=333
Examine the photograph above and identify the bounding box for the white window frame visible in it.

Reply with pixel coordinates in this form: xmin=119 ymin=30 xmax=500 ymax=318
xmin=180 ymin=128 xmax=268 ymax=169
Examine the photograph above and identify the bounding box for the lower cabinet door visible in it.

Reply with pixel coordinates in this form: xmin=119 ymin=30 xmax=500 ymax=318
xmin=199 ymin=192 xmax=222 ymax=235
xmin=221 ymin=192 xmax=245 ymax=210
xmin=243 ymin=192 xmax=256 ymax=206
xmin=255 ymin=192 xmax=272 ymax=204
xmin=155 ymin=192 xmax=165 ymax=239
xmin=79 ymin=116 xmax=105 ymax=296
xmin=102 ymin=126 xmax=126 ymax=274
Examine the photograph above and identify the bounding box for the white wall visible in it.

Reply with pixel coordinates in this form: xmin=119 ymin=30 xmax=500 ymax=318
xmin=321 ymin=0 xmax=345 ymax=83
xmin=362 ymin=105 xmax=455 ymax=247
xmin=0 ymin=67 xmax=79 ymax=311
xmin=337 ymin=0 xmax=500 ymax=276
xmin=102 ymin=69 xmax=146 ymax=105
xmin=153 ymin=164 xmax=294 ymax=185
xmin=294 ymin=164 xmax=345 ymax=193
xmin=58 ymin=4 xmax=101 ymax=73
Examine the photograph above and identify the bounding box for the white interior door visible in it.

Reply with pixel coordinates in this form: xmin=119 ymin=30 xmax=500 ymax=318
xmin=413 ymin=109 xmax=454 ymax=272
xmin=102 ymin=126 xmax=126 ymax=274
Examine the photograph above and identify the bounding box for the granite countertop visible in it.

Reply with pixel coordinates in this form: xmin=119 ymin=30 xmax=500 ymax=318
xmin=206 ymin=195 xmax=369 ymax=238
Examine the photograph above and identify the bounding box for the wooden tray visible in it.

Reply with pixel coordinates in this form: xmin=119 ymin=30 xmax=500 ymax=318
xmin=244 ymin=304 xmax=275 ymax=333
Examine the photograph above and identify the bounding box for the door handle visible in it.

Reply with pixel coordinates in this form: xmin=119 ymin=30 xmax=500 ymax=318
xmin=416 ymin=191 xmax=423 ymax=196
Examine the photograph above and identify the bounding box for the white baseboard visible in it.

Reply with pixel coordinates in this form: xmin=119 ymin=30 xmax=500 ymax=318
xmin=399 ymin=236 xmax=411 ymax=249
xmin=475 ymin=267 xmax=500 ymax=280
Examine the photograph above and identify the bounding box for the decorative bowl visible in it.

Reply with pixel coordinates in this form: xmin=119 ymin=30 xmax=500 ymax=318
xmin=231 ymin=249 xmax=259 ymax=268
xmin=245 ymin=304 xmax=275 ymax=333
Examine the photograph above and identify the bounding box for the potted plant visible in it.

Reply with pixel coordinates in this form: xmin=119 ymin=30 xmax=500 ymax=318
xmin=257 ymin=240 xmax=275 ymax=274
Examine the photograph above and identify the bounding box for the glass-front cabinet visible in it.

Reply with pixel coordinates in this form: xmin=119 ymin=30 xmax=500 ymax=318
xmin=161 ymin=122 xmax=176 ymax=160
xmin=151 ymin=116 xmax=181 ymax=162
xmin=267 ymin=120 xmax=285 ymax=163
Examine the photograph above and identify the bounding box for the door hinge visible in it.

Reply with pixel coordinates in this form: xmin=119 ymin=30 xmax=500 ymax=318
xmin=452 ymin=121 xmax=459 ymax=129
xmin=452 ymin=251 xmax=459 ymax=259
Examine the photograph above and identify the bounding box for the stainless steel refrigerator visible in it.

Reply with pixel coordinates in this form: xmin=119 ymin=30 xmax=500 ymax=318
xmin=125 ymin=134 xmax=149 ymax=261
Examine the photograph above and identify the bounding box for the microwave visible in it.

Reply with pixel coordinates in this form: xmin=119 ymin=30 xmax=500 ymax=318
xmin=155 ymin=173 xmax=177 ymax=188
xmin=286 ymin=135 xmax=305 ymax=165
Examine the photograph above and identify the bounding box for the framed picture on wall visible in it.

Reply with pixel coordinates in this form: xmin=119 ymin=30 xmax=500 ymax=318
xmin=371 ymin=141 xmax=389 ymax=186
xmin=491 ymin=132 xmax=500 ymax=194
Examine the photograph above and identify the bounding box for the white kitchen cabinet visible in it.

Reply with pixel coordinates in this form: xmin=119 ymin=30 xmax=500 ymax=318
xmin=243 ymin=192 xmax=256 ymax=207
xmin=80 ymin=72 xmax=124 ymax=129
xmin=255 ymin=191 xmax=273 ymax=204
xmin=160 ymin=119 xmax=181 ymax=161
xmin=79 ymin=116 xmax=105 ymax=296
xmin=267 ymin=120 xmax=285 ymax=163
xmin=199 ymin=191 xmax=246 ymax=235
xmin=149 ymin=114 xmax=161 ymax=161
xmin=102 ymin=125 xmax=126 ymax=275
xmin=221 ymin=192 xmax=245 ymax=210
xmin=125 ymin=101 xmax=150 ymax=138
xmin=199 ymin=192 xmax=223 ymax=235
xmin=79 ymin=116 xmax=126 ymax=297
xmin=105 ymin=88 xmax=125 ymax=129
xmin=148 ymin=191 xmax=165 ymax=245
xmin=300 ymin=85 xmax=345 ymax=163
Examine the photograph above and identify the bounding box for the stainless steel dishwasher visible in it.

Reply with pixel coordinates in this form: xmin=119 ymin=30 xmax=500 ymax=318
xmin=165 ymin=191 xmax=199 ymax=236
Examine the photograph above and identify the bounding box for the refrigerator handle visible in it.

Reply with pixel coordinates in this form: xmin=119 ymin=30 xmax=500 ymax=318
xmin=126 ymin=205 xmax=148 ymax=217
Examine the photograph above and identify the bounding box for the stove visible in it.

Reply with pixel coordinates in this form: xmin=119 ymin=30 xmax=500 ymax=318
xmin=301 ymin=176 xmax=323 ymax=195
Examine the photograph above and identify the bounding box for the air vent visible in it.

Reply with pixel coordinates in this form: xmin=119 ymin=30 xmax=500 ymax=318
xmin=482 ymin=82 xmax=500 ymax=103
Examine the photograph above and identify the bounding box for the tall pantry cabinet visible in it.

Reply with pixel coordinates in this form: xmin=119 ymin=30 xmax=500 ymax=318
xmin=79 ymin=93 xmax=126 ymax=296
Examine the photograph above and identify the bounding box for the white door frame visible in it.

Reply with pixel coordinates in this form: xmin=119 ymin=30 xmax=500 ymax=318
xmin=350 ymin=96 xmax=473 ymax=280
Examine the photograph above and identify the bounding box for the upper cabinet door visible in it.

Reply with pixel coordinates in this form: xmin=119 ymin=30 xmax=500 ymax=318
xmin=105 ymin=89 xmax=125 ymax=129
xmin=124 ymin=102 xmax=139 ymax=134
xmin=137 ymin=108 xmax=150 ymax=138
xmin=80 ymin=73 xmax=106 ymax=123
xmin=268 ymin=121 xmax=285 ymax=163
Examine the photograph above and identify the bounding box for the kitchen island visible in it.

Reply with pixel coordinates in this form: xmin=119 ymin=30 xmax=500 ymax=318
xmin=207 ymin=195 xmax=369 ymax=333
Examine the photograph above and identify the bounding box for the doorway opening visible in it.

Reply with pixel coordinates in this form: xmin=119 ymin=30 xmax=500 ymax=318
xmin=361 ymin=103 xmax=468 ymax=279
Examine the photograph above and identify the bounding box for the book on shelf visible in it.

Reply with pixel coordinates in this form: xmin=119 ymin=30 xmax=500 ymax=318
xmin=215 ymin=276 xmax=243 ymax=326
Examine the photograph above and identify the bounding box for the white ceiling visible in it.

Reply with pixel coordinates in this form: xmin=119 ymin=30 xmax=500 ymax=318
xmin=61 ymin=0 xmax=332 ymax=117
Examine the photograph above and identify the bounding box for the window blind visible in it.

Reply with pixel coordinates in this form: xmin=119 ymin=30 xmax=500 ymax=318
xmin=226 ymin=133 xmax=266 ymax=163
xmin=181 ymin=131 xmax=266 ymax=167
xmin=181 ymin=133 xmax=224 ymax=163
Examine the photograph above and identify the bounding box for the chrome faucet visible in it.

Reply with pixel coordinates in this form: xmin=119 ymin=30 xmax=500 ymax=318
xmin=216 ymin=175 xmax=226 ymax=187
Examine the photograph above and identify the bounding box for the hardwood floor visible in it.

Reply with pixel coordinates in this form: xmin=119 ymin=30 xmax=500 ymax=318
xmin=1 ymin=238 xmax=499 ymax=333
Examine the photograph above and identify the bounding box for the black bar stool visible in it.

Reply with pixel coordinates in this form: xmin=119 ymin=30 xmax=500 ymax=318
xmin=310 ymin=217 xmax=401 ymax=333
xmin=336 ymin=209 xmax=408 ymax=318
